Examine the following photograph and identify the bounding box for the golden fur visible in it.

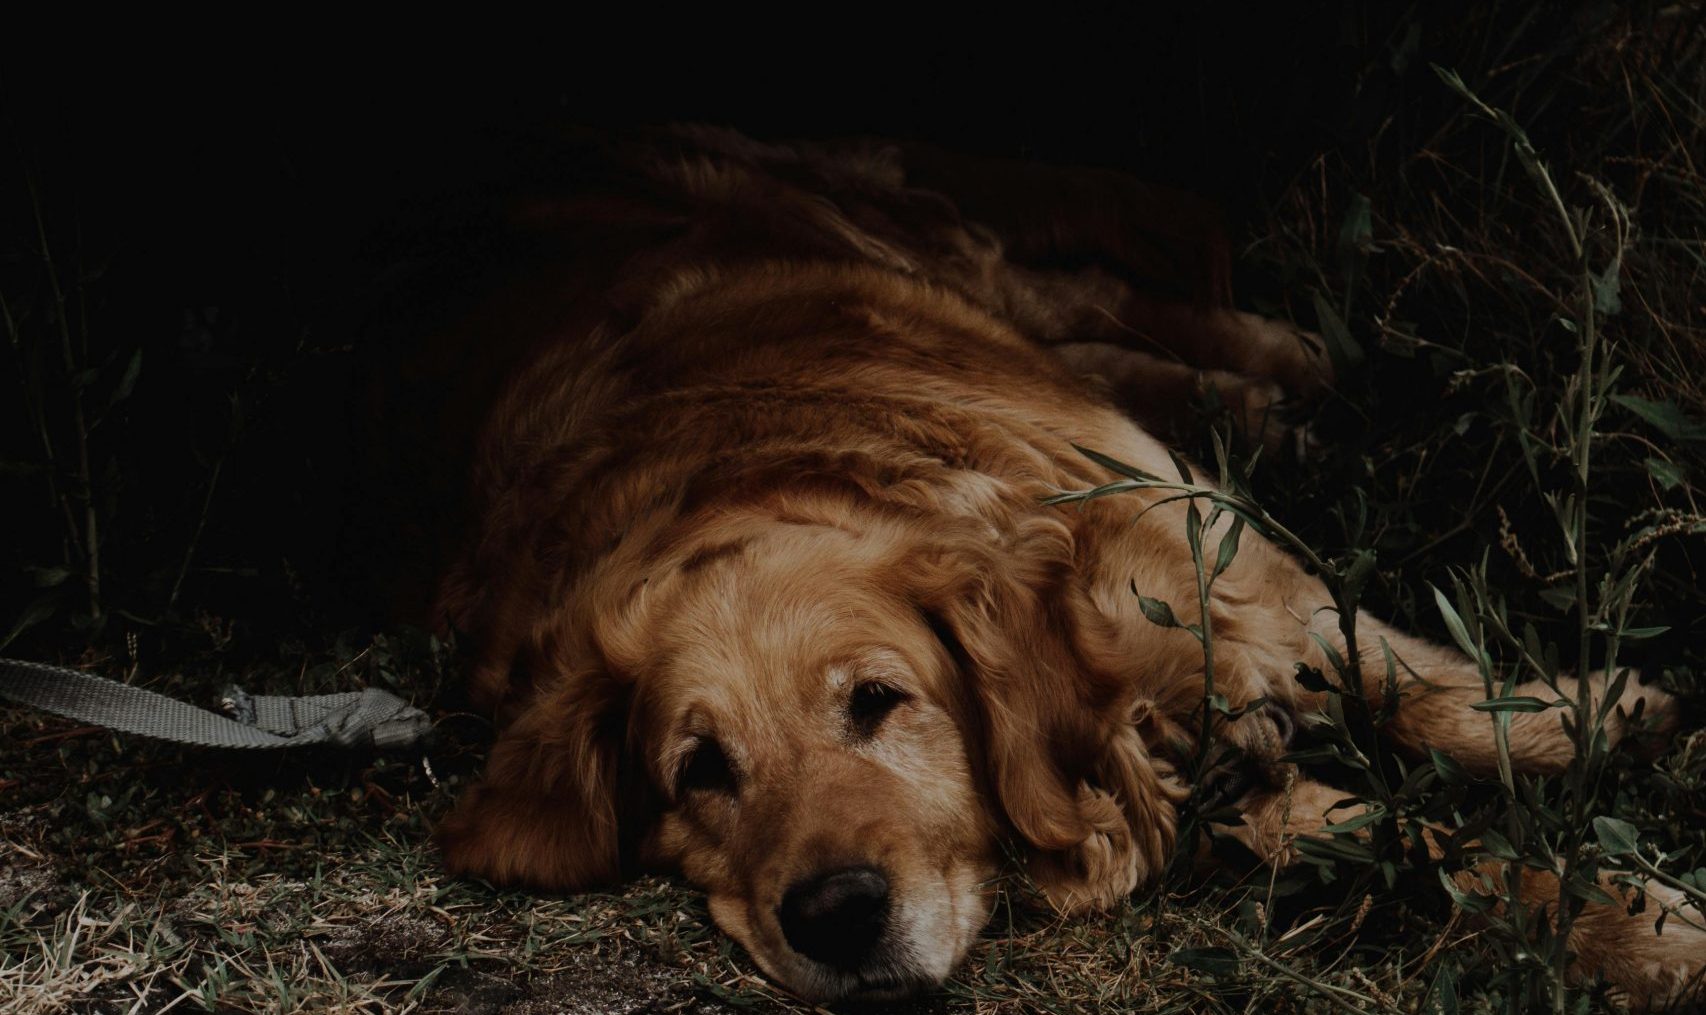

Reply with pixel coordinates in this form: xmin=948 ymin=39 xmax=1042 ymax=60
xmin=428 ymin=127 xmax=1696 ymax=1006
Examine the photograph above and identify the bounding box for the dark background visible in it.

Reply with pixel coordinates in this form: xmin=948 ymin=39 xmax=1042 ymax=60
xmin=7 ymin=10 xmax=1706 ymax=1011
xmin=4 ymin=1 xmax=1687 ymax=651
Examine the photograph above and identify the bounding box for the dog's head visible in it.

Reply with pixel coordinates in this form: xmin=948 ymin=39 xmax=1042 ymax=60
xmin=436 ymin=509 xmax=1182 ymax=1000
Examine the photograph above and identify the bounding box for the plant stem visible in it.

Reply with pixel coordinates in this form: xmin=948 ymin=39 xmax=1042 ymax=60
xmin=29 ymin=179 xmax=100 ymax=622
xmin=1191 ymin=504 xmax=1217 ymax=772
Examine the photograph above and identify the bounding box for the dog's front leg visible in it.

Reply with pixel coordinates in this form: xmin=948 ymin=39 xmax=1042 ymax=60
xmin=1283 ymin=610 xmax=1679 ymax=778
xmin=1215 ymin=772 xmax=1706 ymax=1010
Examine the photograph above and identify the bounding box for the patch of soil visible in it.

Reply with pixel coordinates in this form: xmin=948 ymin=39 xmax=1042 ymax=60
xmin=0 ymin=827 xmax=72 ymax=917
xmin=0 ymin=860 xmax=62 ymax=911
xmin=422 ymin=945 xmax=743 ymax=1015
xmin=321 ymin=912 xmax=454 ymax=974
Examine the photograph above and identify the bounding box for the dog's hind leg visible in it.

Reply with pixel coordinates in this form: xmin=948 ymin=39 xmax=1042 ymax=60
xmin=1049 ymin=341 xmax=1302 ymax=453
xmin=895 ymin=141 xmax=1234 ymax=303
xmin=890 ymin=144 xmax=1335 ymax=396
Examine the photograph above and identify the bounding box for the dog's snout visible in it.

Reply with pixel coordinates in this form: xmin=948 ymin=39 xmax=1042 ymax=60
xmin=778 ymin=865 xmax=890 ymax=967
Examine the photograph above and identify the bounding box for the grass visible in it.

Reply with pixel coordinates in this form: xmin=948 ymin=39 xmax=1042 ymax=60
xmin=0 ymin=633 xmax=1467 ymax=1012
xmin=5 ymin=3 xmax=1706 ymax=1012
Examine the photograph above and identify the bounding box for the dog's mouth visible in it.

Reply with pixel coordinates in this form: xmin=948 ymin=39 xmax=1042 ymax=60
xmin=843 ymin=968 xmax=935 ymax=1002
xmin=710 ymin=861 xmax=990 ymax=1003
xmin=743 ymin=940 xmax=942 ymax=1003
xmin=783 ymin=952 xmax=939 ymax=1003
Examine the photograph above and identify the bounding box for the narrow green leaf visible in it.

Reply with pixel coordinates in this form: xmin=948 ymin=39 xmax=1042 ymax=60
xmin=1521 ymin=622 xmax=1547 ymax=675
xmin=1564 ymin=874 xmax=1617 ymax=907
xmin=1591 ymin=257 xmax=1623 ymax=317
xmin=28 ymin=565 xmax=71 ymax=588
xmin=1137 ymin=595 xmax=1181 ymax=629
xmin=1430 ymin=748 xmax=1470 ymax=786
xmin=1593 ymin=656 xmax=1628 ymax=702
xmin=1593 ymin=816 xmax=1640 ymax=857
xmin=1311 ymin=290 xmax=1365 ymax=372
xmin=1166 ymin=448 xmax=1195 ymax=484
xmin=1428 ymin=963 xmax=1459 ymax=1015
xmin=1469 ymin=696 xmax=1559 ymax=713
xmin=1337 ymin=193 xmax=1374 ymax=268
xmin=1296 ymin=835 xmax=1375 ymax=864
xmin=1610 ymin=394 xmax=1706 ymax=441
xmin=1430 ymin=584 xmax=1480 ymax=661
xmin=1209 ymin=428 xmax=1232 ymax=486
xmin=1341 ymin=549 xmax=1377 ymax=602
xmin=1477 ymin=828 xmax=1519 ymax=861
xmin=1643 ymin=457 xmax=1687 ymax=490
xmin=1212 ymin=517 xmax=1245 ymax=581
xmin=1309 ymin=632 xmax=1348 ymax=675
xmin=109 ymin=348 xmax=143 ymax=406
xmin=1323 ymin=806 xmax=1386 ymax=834
xmin=1378 ymin=636 xmax=1401 ymax=700
xmin=2 ymin=596 xmax=62 ymax=651
xmin=1537 ymin=586 xmax=1578 ymax=613
xmin=1072 ymin=444 xmax=1164 ymax=482
xmin=1282 ymin=745 xmax=1346 ymax=765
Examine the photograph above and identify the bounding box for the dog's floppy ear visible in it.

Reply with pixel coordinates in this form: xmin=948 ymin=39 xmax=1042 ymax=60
xmin=436 ymin=656 xmax=638 ymax=890
xmin=436 ymin=504 xmax=673 ymax=891
xmin=907 ymin=516 xmax=1183 ymax=912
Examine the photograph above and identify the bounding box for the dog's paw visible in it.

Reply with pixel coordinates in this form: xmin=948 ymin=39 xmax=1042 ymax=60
xmin=1590 ymin=669 xmax=1679 ymax=761
xmin=1506 ymin=670 xmax=1678 ymax=770
xmin=1197 ymin=372 xmax=1324 ymax=459
xmin=1026 ymin=785 xmax=1141 ymax=914
xmin=1214 ymin=309 xmax=1337 ymax=399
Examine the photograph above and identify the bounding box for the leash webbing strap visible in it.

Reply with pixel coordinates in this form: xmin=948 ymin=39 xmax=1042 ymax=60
xmin=0 ymin=657 xmax=433 ymax=751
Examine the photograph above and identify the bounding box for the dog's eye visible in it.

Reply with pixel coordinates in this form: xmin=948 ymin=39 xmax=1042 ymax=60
xmin=679 ymin=739 xmax=738 ymax=797
xmin=848 ymin=681 xmax=909 ymax=737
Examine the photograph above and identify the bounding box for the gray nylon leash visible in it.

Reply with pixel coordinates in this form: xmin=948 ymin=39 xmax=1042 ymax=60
xmin=0 ymin=657 xmax=434 ymax=751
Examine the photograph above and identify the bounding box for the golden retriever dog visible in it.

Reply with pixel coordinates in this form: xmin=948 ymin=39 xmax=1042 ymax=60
xmin=422 ymin=126 xmax=1698 ymax=1006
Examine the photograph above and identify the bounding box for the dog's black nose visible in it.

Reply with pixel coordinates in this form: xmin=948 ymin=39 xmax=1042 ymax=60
xmin=778 ymin=866 xmax=890 ymax=968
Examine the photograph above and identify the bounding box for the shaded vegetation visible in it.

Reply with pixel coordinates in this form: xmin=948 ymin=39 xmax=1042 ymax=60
xmin=4 ymin=2 xmax=1705 ymax=1011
